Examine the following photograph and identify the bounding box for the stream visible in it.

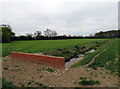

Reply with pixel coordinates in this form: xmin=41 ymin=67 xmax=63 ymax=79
xmin=65 ymin=49 xmax=95 ymax=67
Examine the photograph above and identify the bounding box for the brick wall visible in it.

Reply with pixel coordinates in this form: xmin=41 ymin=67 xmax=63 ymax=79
xmin=11 ymin=52 xmax=65 ymax=69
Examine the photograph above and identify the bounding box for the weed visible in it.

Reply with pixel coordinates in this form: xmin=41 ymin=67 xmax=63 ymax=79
xmin=42 ymin=85 xmax=47 ymax=88
xmin=103 ymin=76 xmax=106 ymax=78
xmin=36 ymin=68 xmax=41 ymax=71
xmin=3 ymin=59 xmax=10 ymax=62
xmin=108 ymin=76 xmax=111 ymax=79
xmin=95 ymin=75 xmax=98 ymax=77
xmin=19 ymin=82 xmax=22 ymax=84
xmin=90 ymin=72 xmax=93 ymax=74
xmin=80 ymin=77 xmax=83 ymax=80
xmin=80 ymin=77 xmax=87 ymax=80
xmin=35 ymin=81 xmax=39 ymax=85
xmin=39 ymin=83 xmax=43 ymax=86
xmin=21 ymin=84 xmax=24 ymax=87
xmin=14 ymin=65 xmax=20 ymax=67
xmin=78 ymin=80 xmax=100 ymax=86
xmin=73 ymin=81 xmax=77 ymax=84
xmin=13 ymin=76 xmax=15 ymax=78
xmin=19 ymin=72 xmax=23 ymax=75
xmin=4 ymin=67 xmax=8 ymax=70
xmin=28 ymin=81 xmax=32 ymax=85
xmin=2 ymin=78 xmax=16 ymax=87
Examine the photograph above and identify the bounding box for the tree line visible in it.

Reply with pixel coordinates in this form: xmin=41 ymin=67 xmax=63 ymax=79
xmin=0 ymin=25 xmax=120 ymax=43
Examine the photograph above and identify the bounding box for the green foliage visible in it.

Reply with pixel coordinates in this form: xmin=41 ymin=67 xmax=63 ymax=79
xmin=4 ymin=67 xmax=8 ymax=70
xmin=14 ymin=65 xmax=20 ymax=67
xmin=2 ymin=78 xmax=16 ymax=88
xmin=36 ymin=68 xmax=41 ymax=71
xmin=3 ymin=59 xmax=10 ymax=62
xmin=80 ymin=77 xmax=87 ymax=80
xmin=43 ymin=67 xmax=55 ymax=73
xmin=39 ymin=83 xmax=43 ymax=86
xmin=0 ymin=27 xmax=15 ymax=43
xmin=78 ymin=79 xmax=100 ymax=86
xmin=35 ymin=81 xmax=39 ymax=85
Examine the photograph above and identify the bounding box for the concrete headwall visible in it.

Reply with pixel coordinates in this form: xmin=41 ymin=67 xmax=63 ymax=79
xmin=11 ymin=52 xmax=65 ymax=69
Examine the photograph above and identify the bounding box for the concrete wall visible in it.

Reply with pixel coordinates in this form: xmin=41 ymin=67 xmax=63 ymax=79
xmin=11 ymin=52 xmax=65 ymax=69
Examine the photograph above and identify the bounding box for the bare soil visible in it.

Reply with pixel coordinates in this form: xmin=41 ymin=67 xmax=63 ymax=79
xmin=2 ymin=55 xmax=118 ymax=88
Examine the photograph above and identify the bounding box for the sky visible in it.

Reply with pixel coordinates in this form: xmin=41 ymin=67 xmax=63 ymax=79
xmin=1 ymin=0 xmax=118 ymax=36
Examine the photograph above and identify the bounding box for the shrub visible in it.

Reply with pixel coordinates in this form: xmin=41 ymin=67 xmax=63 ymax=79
xmin=78 ymin=80 xmax=100 ymax=86
xmin=2 ymin=78 xmax=16 ymax=88
xmin=35 ymin=81 xmax=39 ymax=85
xmin=3 ymin=59 xmax=10 ymax=62
xmin=36 ymin=68 xmax=41 ymax=71
xmin=39 ymin=83 xmax=43 ymax=86
xmin=4 ymin=67 xmax=8 ymax=70
xmin=28 ymin=81 xmax=32 ymax=85
xmin=19 ymin=82 xmax=22 ymax=84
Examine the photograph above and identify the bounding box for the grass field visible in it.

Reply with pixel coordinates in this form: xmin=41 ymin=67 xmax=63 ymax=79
xmin=2 ymin=39 xmax=106 ymax=57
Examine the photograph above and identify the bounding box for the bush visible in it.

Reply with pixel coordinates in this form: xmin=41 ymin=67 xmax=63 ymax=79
xmin=39 ymin=83 xmax=43 ymax=86
xmin=4 ymin=67 xmax=8 ymax=70
xmin=78 ymin=80 xmax=100 ymax=86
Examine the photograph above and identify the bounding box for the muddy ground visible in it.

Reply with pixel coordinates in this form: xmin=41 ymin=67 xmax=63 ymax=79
xmin=2 ymin=55 xmax=119 ymax=88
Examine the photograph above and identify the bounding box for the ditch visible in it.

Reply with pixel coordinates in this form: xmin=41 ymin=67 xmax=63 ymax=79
xmin=65 ymin=49 xmax=95 ymax=67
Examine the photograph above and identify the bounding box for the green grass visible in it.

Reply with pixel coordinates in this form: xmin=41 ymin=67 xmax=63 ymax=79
xmin=71 ymin=38 xmax=119 ymax=72
xmin=71 ymin=40 xmax=109 ymax=68
xmin=2 ymin=39 xmax=106 ymax=57
xmin=88 ymin=39 xmax=118 ymax=72
xmin=3 ymin=59 xmax=11 ymax=62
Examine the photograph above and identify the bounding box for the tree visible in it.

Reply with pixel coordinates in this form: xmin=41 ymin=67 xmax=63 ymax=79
xmin=0 ymin=27 xmax=15 ymax=43
xmin=43 ymin=29 xmax=57 ymax=37
xmin=34 ymin=31 xmax=42 ymax=39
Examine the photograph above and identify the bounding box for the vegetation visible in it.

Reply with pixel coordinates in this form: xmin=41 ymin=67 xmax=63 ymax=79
xmin=43 ymin=67 xmax=55 ymax=73
xmin=0 ymin=27 xmax=15 ymax=43
xmin=71 ymin=38 xmax=119 ymax=73
xmin=4 ymin=67 xmax=8 ymax=70
xmin=3 ymin=59 xmax=10 ymax=62
xmin=2 ymin=39 xmax=105 ymax=57
xmin=71 ymin=39 xmax=109 ymax=68
xmin=78 ymin=79 xmax=100 ymax=86
xmin=2 ymin=78 xmax=16 ymax=88
xmin=88 ymin=39 xmax=118 ymax=72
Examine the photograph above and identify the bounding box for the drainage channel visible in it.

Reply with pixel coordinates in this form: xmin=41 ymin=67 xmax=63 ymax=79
xmin=65 ymin=49 xmax=95 ymax=68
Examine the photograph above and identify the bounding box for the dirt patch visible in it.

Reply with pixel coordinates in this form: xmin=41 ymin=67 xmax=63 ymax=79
xmin=2 ymin=55 xmax=118 ymax=87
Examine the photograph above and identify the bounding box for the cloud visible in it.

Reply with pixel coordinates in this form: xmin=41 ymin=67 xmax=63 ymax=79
xmin=1 ymin=1 xmax=118 ymax=36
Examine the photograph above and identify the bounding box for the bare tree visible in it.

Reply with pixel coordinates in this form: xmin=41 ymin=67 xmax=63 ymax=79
xmin=26 ymin=33 xmax=33 ymax=38
xmin=34 ymin=31 xmax=42 ymax=39
xmin=43 ymin=29 xmax=57 ymax=37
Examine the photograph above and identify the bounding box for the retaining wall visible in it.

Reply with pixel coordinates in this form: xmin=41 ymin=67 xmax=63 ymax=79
xmin=11 ymin=52 xmax=65 ymax=69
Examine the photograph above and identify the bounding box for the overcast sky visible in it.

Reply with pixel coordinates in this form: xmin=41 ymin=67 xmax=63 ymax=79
xmin=1 ymin=0 xmax=118 ymax=36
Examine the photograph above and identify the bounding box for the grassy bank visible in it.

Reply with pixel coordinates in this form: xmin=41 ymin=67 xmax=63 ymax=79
xmin=71 ymin=39 xmax=110 ymax=68
xmin=71 ymin=38 xmax=118 ymax=73
xmin=88 ymin=39 xmax=118 ymax=72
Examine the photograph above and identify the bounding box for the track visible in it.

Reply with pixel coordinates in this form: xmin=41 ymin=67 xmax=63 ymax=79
xmin=85 ymin=40 xmax=112 ymax=67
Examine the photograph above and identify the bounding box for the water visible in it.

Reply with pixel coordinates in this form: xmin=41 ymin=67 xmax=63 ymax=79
xmin=65 ymin=49 xmax=95 ymax=67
